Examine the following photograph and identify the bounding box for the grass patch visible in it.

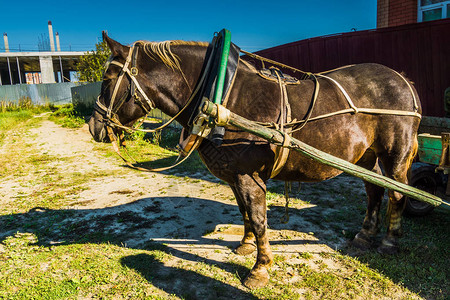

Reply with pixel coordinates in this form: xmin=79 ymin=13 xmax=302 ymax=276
xmin=355 ymin=208 xmax=450 ymax=299
xmin=49 ymin=104 xmax=86 ymax=128
xmin=0 ymin=100 xmax=54 ymax=144
xmin=0 ymin=234 xmax=170 ymax=299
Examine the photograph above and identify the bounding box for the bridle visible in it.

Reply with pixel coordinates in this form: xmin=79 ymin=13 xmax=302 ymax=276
xmin=94 ymin=44 xmax=155 ymax=130
xmin=92 ymin=42 xmax=208 ymax=172
xmin=92 ymin=34 xmax=241 ymax=172
xmin=94 ymin=42 xmax=204 ymax=136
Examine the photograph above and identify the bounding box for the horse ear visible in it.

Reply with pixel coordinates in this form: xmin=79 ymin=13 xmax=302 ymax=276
xmin=102 ymin=31 xmax=127 ymax=57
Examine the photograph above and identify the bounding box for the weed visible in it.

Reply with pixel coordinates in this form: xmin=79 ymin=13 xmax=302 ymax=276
xmin=298 ymin=252 xmax=313 ymax=260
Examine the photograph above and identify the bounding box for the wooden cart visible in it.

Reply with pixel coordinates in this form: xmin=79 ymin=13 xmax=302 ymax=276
xmin=406 ymin=132 xmax=450 ymax=215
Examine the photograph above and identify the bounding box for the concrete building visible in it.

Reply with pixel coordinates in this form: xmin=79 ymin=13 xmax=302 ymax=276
xmin=0 ymin=51 xmax=85 ymax=85
xmin=0 ymin=21 xmax=86 ymax=85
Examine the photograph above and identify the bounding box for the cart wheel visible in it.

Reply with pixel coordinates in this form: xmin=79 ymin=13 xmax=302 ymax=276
xmin=404 ymin=164 xmax=438 ymax=216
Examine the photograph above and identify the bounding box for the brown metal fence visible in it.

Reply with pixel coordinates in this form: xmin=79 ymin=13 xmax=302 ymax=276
xmin=253 ymin=19 xmax=450 ymax=117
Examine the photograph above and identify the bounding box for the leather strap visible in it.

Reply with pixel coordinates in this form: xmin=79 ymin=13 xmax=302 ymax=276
xmin=270 ymin=69 xmax=292 ymax=178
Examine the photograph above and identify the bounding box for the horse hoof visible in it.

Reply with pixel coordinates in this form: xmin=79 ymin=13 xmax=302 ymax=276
xmin=377 ymin=239 xmax=398 ymax=255
xmin=235 ymin=242 xmax=256 ymax=256
xmin=352 ymin=232 xmax=373 ymax=250
xmin=243 ymin=268 xmax=269 ymax=289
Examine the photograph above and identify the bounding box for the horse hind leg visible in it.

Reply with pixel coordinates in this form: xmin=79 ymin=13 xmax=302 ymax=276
xmin=353 ymin=149 xmax=385 ymax=250
xmin=377 ymin=136 xmax=418 ymax=254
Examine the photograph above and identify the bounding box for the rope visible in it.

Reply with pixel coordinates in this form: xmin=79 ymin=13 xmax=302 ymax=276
xmin=291 ymin=73 xmax=320 ymax=133
xmin=240 ymin=48 xmax=421 ymax=130
xmin=280 ymin=181 xmax=291 ymax=224
xmin=106 ymin=126 xmax=201 ymax=172
xmin=240 ymin=49 xmax=310 ymax=76
xmin=316 ymin=74 xmax=359 ymax=113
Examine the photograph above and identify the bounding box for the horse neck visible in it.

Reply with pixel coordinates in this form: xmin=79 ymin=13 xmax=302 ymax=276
xmin=149 ymin=43 xmax=208 ymax=128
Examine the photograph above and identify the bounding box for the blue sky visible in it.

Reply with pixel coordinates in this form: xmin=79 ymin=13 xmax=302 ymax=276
xmin=1 ymin=0 xmax=377 ymax=52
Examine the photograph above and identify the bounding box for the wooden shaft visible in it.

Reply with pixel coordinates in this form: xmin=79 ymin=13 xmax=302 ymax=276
xmin=202 ymin=101 xmax=447 ymax=207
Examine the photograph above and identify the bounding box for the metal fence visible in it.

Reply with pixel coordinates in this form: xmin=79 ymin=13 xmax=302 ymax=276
xmin=71 ymin=81 xmax=181 ymax=128
xmin=71 ymin=81 xmax=102 ymax=109
xmin=253 ymin=19 xmax=450 ymax=118
xmin=0 ymin=82 xmax=85 ymax=104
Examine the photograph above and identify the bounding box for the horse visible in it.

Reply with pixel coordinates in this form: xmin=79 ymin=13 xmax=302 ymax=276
xmin=88 ymin=32 xmax=421 ymax=289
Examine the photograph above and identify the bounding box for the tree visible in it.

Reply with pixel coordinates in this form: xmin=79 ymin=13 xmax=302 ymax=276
xmin=76 ymin=40 xmax=111 ymax=82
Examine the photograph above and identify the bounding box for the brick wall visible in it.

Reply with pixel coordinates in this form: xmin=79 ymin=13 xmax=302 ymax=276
xmin=377 ymin=0 xmax=390 ymax=28
xmin=377 ymin=0 xmax=418 ymax=28
xmin=388 ymin=0 xmax=418 ymax=26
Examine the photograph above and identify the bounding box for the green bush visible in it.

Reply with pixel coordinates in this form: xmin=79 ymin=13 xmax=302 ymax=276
xmin=76 ymin=41 xmax=111 ymax=82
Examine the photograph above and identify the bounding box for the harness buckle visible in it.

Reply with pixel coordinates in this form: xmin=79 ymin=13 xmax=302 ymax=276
xmin=130 ymin=67 xmax=139 ymax=76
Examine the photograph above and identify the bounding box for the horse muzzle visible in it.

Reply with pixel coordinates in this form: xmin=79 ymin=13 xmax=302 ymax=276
xmin=88 ymin=111 xmax=109 ymax=143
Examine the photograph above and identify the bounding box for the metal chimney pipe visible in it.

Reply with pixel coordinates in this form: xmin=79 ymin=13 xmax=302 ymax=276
xmin=48 ymin=21 xmax=55 ymax=52
xmin=55 ymin=32 xmax=61 ymax=51
xmin=3 ymin=33 xmax=9 ymax=52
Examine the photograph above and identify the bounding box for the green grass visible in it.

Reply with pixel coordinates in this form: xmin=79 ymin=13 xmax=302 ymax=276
xmin=49 ymin=104 xmax=86 ymax=128
xmin=0 ymin=234 xmax=172 ymax=299
xmin=356 ymin=209 xmax=450 ymax=299
xmin=0 ymin=110 xmax=33 ymax=131
xmin=0 ymin=101 xmax=54 ymax=144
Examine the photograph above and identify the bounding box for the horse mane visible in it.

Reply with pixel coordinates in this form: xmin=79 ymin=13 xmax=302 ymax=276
xmin=136 ymin=40 xmax=208 ymax=72
xmin=134 ymin=40 xmax=259 ymax=79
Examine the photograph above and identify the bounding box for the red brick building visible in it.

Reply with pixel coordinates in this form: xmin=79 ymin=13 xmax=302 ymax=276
xmin=378 ymin=0 xmax=450 ymax=28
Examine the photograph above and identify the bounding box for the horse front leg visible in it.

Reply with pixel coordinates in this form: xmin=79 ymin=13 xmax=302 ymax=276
xmin=234 ymin=173 xmax=273 ymax=289
xmin=231 ymin=186 xmax=256 ymax=255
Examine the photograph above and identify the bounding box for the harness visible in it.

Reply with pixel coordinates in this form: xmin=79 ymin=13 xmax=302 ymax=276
xmin=95 ymin=29 xmax=422 ymax=176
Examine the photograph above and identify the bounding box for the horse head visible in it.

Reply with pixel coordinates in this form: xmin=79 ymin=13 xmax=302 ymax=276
xmin=88 ymin=32 xmax=206 ymax=142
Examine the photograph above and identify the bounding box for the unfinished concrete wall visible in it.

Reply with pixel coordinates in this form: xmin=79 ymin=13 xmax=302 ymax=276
xmin=38 ymin=56 xmax=55 ymax=84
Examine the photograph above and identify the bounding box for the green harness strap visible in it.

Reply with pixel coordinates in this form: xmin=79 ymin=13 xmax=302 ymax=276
xmin=213 ymin=29 xmax=232 ymax=105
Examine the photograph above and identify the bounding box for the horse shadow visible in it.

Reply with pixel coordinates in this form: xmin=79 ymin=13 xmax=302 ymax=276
xmin=120 ymin=252 xmax=256 ymax=300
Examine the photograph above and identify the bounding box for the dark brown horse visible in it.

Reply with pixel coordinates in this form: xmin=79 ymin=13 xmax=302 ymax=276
xmin=89 ymin=33 xmax=421 ymax=288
